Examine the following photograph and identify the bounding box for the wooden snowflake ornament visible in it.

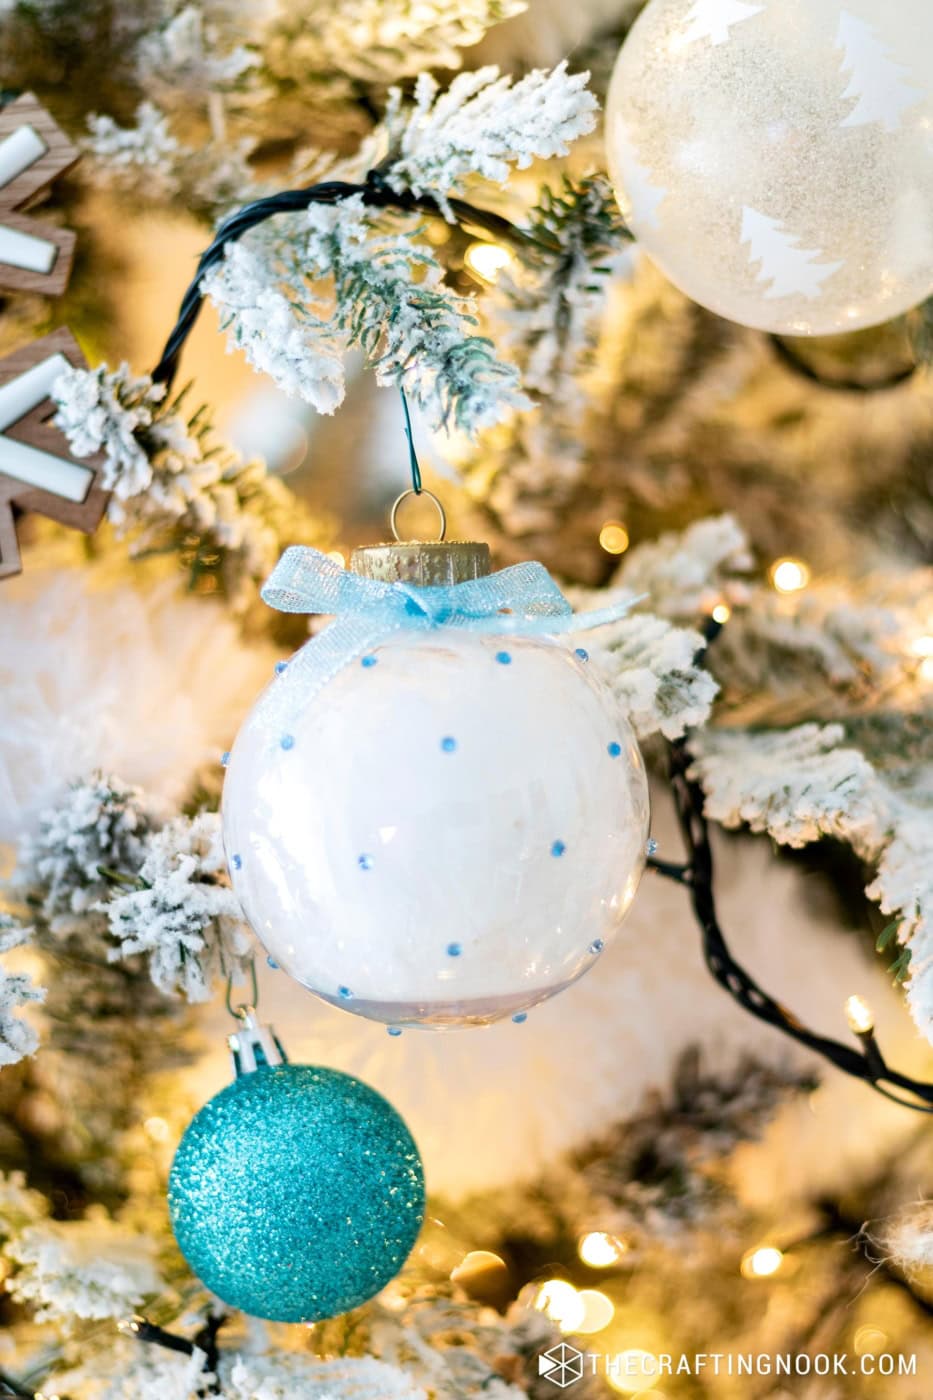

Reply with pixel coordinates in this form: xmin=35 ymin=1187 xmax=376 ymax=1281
xmin=0 ymin=92 xmax=81 ymax=295
xmin=0 ymin=329 xmax=108 ymax=580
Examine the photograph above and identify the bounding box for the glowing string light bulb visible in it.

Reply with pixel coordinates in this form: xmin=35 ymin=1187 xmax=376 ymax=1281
xmin=578 ymin=1230 xmax=627 ymax=1267
xmin=845 ymin=994 xmax=874 ymax=1036
xmin=599 ymin=521 xmax=630 ymax=555
xmin=769 ymin=557 xmax=810 ymax=593
xmin=576 ymin=1289 xmax=616 ymax=1333
xmin=740 ymin=1245 xmax=784 ymax=1278
xmin=464 ymin=241 xmax=513 ymax=284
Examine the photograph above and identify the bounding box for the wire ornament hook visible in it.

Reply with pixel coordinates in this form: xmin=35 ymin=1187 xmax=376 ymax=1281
xmin=225 ymin=956 xmax=258 ymax=1022
xmin=389 ymin=487 xmax=447 ymax=542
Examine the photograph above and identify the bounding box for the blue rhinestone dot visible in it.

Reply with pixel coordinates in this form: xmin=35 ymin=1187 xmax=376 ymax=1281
xmin=446 ymin=942 xmax=462 ymax=958
xmin=590 ymin=938 xmax=605 ymax=954
xmin=221 ymin=751 xmax=230 ymax=768
xmin=551 ymin=840 xmax=566 ymax=858
xmin=358 ymin=853 xmax=374 ymax=871
xmin=646 ymin=837 xmax=659 ymax=856
xmin=495 ymin=651 xmax=512 ymax=665
xmin=231 ymin=853 xmax=242 ymax=871
xmin=387 ymin=1026 xmax=403 ymax=1037
xmin=575 ymin=647 xmax=589 ymax=662
xmin=608 ymin=741 xmax=622 ymax=758
xmin=512 ymin=1012 xmax=528 ymax=1024
xmin=266 ymin=956 xmax=279 ymax=970
xmin=275 ymin=661 xmax=288 ymax=675
xmin=440 ymin=736 xmax=457 ymax=753
xmin=361 ymin=654 xmax=378 ymax=668
xmin=280 ymin=734 xmax=295 ymax=751
xmin=338 ymin=986 xmax=353 ymax=1000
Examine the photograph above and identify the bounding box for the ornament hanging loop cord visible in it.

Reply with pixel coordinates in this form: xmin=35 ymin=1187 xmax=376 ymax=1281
xmin=399 ymin=386 xmax=422 ymax=494
xmin=225 ymin=955 xmax=258 ymax=1022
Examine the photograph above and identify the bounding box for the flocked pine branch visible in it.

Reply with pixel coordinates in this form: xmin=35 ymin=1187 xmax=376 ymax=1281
xmin=52 ymin=363 xmax=334 ymax=608
xmin=4 ymin=1215 xmax=163 ymax=1323
xmin=105 ymin=811 xmax=252 ymax=1003
xmin=9 ymin=776 xmax=253 ymax=1013
xmin=263 ymin=0 xmax=528 ymax=88
xmin=204 ymin=197 xmax=530 ymax=434
xmin=689 ymin=722 xmax=933 ymax=1042
xmin=384 ymin=62 xmax=598 ymax=218
xmin=0 ymin=914 xmax=44 ymax=1068
xmin=488 ymin=174 xmax=635 ymax=408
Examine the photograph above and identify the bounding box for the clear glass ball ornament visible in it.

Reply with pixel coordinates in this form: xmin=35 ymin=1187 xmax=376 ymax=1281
xmin=223 ymin=630 xmax=649 ymax=1029
xmin=605 ymin=0 xmax=933 ymax=335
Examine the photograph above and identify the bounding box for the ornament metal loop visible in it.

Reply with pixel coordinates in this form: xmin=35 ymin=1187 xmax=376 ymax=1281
xmin=225 ymin=956 xmax=258 ymax=1022
xmin=389 ymin=488 xmax=447 ymax=543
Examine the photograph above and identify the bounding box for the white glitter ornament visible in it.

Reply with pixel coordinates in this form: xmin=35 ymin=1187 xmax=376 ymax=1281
xmin=222 ymin=539 xmax=649 ymax=1029
xmin=605 ymin=0 xmax=933 ymax=334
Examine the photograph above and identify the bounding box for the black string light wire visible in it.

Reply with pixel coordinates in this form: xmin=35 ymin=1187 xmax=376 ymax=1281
xmin=147 ymin=178 xmax=931 ymax=1108
xmin=648 ymin=616 xmax=933 ymax=1114
xmin=149 ymin=169 xmax=922 ymax=397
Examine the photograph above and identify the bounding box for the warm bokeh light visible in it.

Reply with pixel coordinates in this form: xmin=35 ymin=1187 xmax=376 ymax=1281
xmin=579 ymin=1231 xmax=627 ymax=1267
xmin=845 ymin=994 xmax=874 ymax=1036
xmin=711 ymin=602 xmax=731 ymax=623
xmin=325 ymin=549 xmax=347 ymax=566
xmin=741 ymin=1246 xmax=784 ymax=1278
xmin=143 ymin=1115 xmax=170 ymax=1142
xmin=451 ymin=1249 xmax=508 ymax=1281
xmin=464 ymin=241 xmax=513 ymax=284
xmin=606 ymin=1350 xmax=661 ymax=1394
xmin=908 ymin=635 xmax=933 ymax=657
xmin=575 ymin=1289 xmax=616 ymax=1333
xmin=854 ymin=1325 xmax=889 ymax=1355
xmin=599 ymin=521 xmax=630 ymax=555
xmin=920 ymin=656 xmax=933 ymax=684
xmin=769 ymin=557 xmax=810 ymax=593
xmin=535 ymin=1279 xmax=585 ymax=1331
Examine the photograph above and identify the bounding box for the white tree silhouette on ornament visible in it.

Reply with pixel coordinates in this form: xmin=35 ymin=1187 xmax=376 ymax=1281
xmin=680 ymin=0 xmax=764 ymax=47
xmin=836 ymin=11 xmax=920 ymax=133
xmin=740 ymin=207 xmax=843 ymax=301
xmin=612 ymin=119 xmax=667 ymax=229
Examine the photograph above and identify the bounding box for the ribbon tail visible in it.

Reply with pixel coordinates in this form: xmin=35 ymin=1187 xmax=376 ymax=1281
xmin=252 ymin=615 xmax=395 ymax=733
xmin=516 ymin=592 xmax=644 ymax=636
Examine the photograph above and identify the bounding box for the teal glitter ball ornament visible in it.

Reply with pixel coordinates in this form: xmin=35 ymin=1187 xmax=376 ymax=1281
xmin=168 ymin=1052 xmax=425 ymax=1323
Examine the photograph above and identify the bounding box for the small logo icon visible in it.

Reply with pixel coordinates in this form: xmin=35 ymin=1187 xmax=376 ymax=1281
xmin=538 ymin=1342 xmax=584 ymax=1388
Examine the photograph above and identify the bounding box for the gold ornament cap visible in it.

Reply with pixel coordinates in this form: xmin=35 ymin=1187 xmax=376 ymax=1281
xmin=351 ymin=541 xmax=490 ymax=586
xmin=351 ymin=487 xmax=490 ymax=585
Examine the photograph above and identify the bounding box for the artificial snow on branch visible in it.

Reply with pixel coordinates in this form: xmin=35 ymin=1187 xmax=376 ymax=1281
xmin=584 ymin=610 xmax=719 ymax=741
xmin=53 ymin=364 xmax=334 ymax=608
xmin=204 ymin=198 xmax=529 ymax=434
xmin=4 ymin=1214 xmax=163 ymax=1322
xmin=0 ymin=915 xmax=44 ymax=1068
xmin=8 ymin=777 xmax=252 ymax=1013
xmin=488 ymin=174 xmax=634 ymax=407
xmin=384 ymin=62 xmax=598 ymax=217
xmin=689 ymin=722 xmax=933 ymax=1042
xmin=264 ymin=0 xmax=528 ymax=87
xmin=105 ymin=811 xmax=252 ymax=1003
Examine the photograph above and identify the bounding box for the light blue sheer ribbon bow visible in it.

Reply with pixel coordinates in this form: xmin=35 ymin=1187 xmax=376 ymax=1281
xmin=258 ymin=546 xmax=634 ymax=718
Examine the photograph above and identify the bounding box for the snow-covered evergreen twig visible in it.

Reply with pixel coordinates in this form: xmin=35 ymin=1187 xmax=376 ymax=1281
xmin=104 ymin=812 xmax=252 ymax=1003
xmin=204 ymin=197 xmax=530 ymax=434
xmin=384 ymin=63 xmax=597 ymax=219
xmin=0 ymin=915 xmax=44 ymax=1068
xmin=52 ymin=364 xmax=333 ymax=609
